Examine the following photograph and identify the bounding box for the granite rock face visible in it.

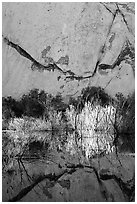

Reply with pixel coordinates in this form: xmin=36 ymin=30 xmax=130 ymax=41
xmin=2 ymin=2 xmax=135 ymax=98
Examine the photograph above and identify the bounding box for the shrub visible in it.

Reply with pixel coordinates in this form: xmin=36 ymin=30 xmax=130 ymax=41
xmin=2 ymin=117 xmax=52 ymax=162
xmin=65 ymin=102 xmax=116 ymax=159
xmin=114 ymin=92 xmax=135 ymax=152
xmin=81 ymin=86 xmax=113 ymax=108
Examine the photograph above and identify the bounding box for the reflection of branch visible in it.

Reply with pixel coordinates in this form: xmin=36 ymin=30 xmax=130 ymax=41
xmin=19 ymin=159 xmax=43 ymax=198
xmin=8 ymin=162 xmax=103 ymax=202
xmin=18 ymin=159 xmax=23 ymax=185
xmin=9 ymin=163 xmax=86 ymax=202
xmin=20 ymin=159 xmax=32 ymax=183
xmin=8 ymin=168 xmax=67 ymax=202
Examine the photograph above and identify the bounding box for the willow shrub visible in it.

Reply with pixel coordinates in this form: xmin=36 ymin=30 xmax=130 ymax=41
xmin=65 ymin=102 xmax=116 ymax=159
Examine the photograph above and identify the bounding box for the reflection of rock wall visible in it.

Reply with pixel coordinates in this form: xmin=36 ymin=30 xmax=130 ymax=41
xmin=2 ymin=2 xmax=135 ymax=98
xmin=2 ymin=152 xmax=135 ymax=202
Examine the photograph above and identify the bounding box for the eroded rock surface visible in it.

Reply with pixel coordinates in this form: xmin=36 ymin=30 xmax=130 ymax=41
xmin=2 ymin=2 xmax=135 ymax=98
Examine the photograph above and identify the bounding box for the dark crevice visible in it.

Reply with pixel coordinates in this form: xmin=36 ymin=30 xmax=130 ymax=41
xmin=8 ymin=163 xmax=109 ymax=202
xmin=3 ymin=36 xmax=37 ymax=63
xmin=90 ymin=60 xmax=100 ymax=77
xmin=90 ymin=165 xmax=113 ymax=201
xmin=3 ymin=35 xmax=119 ymax=83
xmin=100 ymin=3 xmax=115 ymax=16
xmin=115 ymin=3 xmax=134 ymax=35
xmin=8 ymin=169 xmax=68 ymax=202
xmin=8 ymin=163 xmax=89 ymax=202
xmin=99 ymin=2 xmax=134 ymax=75
xmin=112 ymin=39 xmax=135 ymax=71
xmin=8 ymin=174 xmax=47 ymax=202
xmin=65 ymin=158 xmax=135 ymax=202
xmin=3 ymin=36 xmax=94 ymax=82
xmin=3 ymin=4 xmax=134 ymax=82
xmin=98 ymin=64 xmax=112 ymax=70
xmin=105 ymin=8 xmax=118 ymax=39
xmin=91 ymin=6 xmax=118 ymax=77
xmin=98 ymin=38 xmax=135 ymax=77
xmin=65 ymin=74 xmax=93 ymax=81
xmin=99 ymin=170 xmax=135 ymax=201
xmin=3 ymin=36 xmax=66 ymax=73
xmin=66 ymin=163 xmax=114 ymax=201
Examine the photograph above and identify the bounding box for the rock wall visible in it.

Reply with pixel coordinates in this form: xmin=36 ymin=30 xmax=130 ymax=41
xmin=2 ymin=2 xmax=135 ymax=98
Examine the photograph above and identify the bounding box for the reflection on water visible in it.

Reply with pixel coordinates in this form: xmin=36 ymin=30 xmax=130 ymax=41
xmin=2 ymin=145 xmax=135 ymax=202
xmin=2 ymin=122 xmax=135 ymax=202
xmin=3 ymin=153 xmax=50 ymax=202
